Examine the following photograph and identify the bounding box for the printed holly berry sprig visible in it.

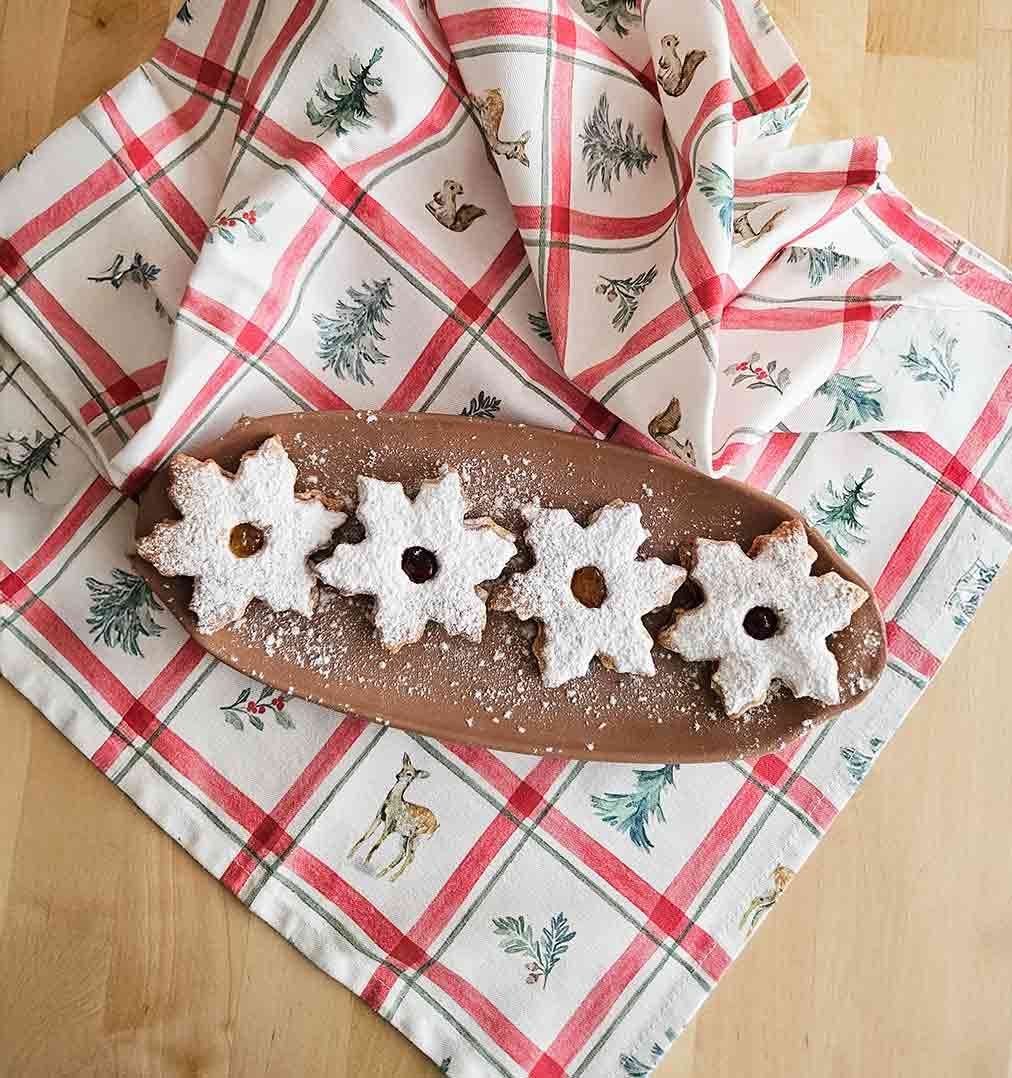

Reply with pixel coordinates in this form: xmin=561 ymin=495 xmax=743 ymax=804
xmin=723 ymin=352 xmax=791 ymax=394
xmin=220 ymin=685 xmax=294 ymax=732
xmin=492 ymin=912 xmax=575 ymax=990
xmin=595 ymin=266 xmax=657 ymax=333
xmin=207 ymin=197 xmax=273 ymax=244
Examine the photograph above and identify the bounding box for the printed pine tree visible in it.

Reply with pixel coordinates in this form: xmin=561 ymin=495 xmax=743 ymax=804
xmin=85 ymin=569 xmax=165 ymax=657
xmin=306 ymin=48 xmax=383 ymax=137
xmin=0 ymin=428 xmax=65 ymax=498
xmin=815 ymin=373 xmax=884 ymax=432
xmin=786 ymin=243 xmax=855 ymax=287
xmin=580 ymin=93 xmax=656 ymax=194
xmin=807 ymin=467 xmax=875 ymax=557
xmin=313 ymin=278 xmax=394 ymax=385
xmin=580 ymin=0 xmax=640 ymax=36
xmin=591 ymin=764 xmax=677 ymax=851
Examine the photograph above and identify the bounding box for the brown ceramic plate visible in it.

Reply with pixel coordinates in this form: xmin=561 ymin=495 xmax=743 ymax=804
xmin=133 ymin=411 xmax=886 ymax=763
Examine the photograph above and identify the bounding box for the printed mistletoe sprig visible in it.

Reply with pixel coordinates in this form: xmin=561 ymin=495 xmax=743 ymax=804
xmin=596 ymin=266 xmax=657 ymax=333
xmin=88 ymin=252 xmax=171 ymax=320
xmin=528 ymin=311 xmax=553 ymax=342
xmin=314 ymin=277 xmax=394 ymax=385
xmin=460 ymin=390 xmax=501 ymax=419
xmin=0 ymin=428 xmax=65 ymax=498
xmin=85 ymin=569 xmax=165 ymax=657
xmin=723 ymin=352 xmax=791 ymax=394
xmin=697 ymin=161 xmax=734 ymax=235
xmin=580 ymin=0 xmax=640 ymax=36
xmin=900 ymin=329 xmax=959 ymax=397
xmin=220 ymin=685 xmax=294 ymax=732
xmin=619 ymin=1028 xmax=678 ymax=1076
xmin=815 ymin=372 xmax=884 ymax=431
xmin=591 ymin=764 xmax=677 ymax=852
xmin=807 ymin=467 xmax=875 ymax=557
xmin=740 ymin=865 xmax=794 ymax=935
xmin=492 ymin=912 xmax=575 ymax=990
xmin=580 ymin=93 xmax=656 ymax=194
xmin=307 ymin=47 xmax=383 ymax=138
xmin=786 ymin=243 xmax=855 ymax=287
xmin=841 ymin=736 xmax=884 ymax=783
xmin=207 ymin=196 xmax=273 ymax=244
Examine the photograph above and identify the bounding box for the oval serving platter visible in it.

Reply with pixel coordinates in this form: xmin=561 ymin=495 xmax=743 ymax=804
xmin=134 ymin=411 xmax=886 ymax=763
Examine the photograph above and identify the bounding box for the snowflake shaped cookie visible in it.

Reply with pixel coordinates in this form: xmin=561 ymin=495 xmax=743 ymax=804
xmin=314 ymin=471 xmax=516 ymax=651
xmin=658 ymin=519 xmax=869 ymax=716
xmin=136 ymin=436 xmax=346 ymax=634
xmin=491 ymin=501 xmax=685 ymax=687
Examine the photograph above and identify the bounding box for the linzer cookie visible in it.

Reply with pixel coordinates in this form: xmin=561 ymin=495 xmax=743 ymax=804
xmin=659 ymin=519 xmax=869 ymax=716
xmin=314 ymin=470 xmax=516 ymax=651
xmin=135 ymin=436 xmax=346 ymax=634
xmin=492 ymin=501 xmax=685 ymax=687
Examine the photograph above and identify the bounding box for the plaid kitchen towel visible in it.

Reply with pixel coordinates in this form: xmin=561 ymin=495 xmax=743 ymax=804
xmin=2 ymin=1 xmax=1011 ymax=1075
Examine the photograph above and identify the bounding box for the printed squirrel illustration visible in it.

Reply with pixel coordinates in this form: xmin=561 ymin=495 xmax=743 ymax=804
xmin=348 ymin=753 xmax=439 ymax=881
xmin=648 ymin=396 xmax=696 ymax=467
xmin=733 ymin=204 xmax=788 ymax=248
xmin=467 ymin=89 xmax=531 ymax=167
xmin=426 ymin=179 xmax=487 ymax=232
xmin=657 ymin=34 xmax=707 ymax=98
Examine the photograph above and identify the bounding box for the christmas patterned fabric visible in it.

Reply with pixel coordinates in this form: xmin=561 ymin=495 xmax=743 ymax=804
xmin=2 ymin=2 xmax=1011 ymax=1076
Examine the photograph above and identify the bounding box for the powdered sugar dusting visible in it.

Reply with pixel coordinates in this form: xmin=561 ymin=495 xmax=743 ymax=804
xmin=137 ymin=436 xmax=345 ymax=633
xmin=492 ymin=502 xmax=685 ymax=686
xmin=314 ymin=471 xmax=515 ymax=650
xmin=659 ymin=519 xmax=869 ymax=716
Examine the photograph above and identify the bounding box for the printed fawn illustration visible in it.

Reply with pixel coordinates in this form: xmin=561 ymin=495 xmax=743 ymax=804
xmin=348 ymin=753 xmax=439 ymax=880
xmin=467 ymin=89 xmax=531 ymax=167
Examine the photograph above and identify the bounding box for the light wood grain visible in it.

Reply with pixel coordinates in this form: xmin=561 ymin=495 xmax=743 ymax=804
xmin=2 ymin=2 xmax=1012 ymax=1076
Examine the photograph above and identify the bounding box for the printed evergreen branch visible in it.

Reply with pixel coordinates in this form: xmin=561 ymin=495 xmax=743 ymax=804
xmin=220 ymin=685 xmax=292 ymax=732
xmin=306 ymin=47 xmax=384 ymax=137
xmin=754 ymin=0 xmax=776 ymax=33
xmin=947 ymin=558 xmax=999 ymax=628
xmin=0 ymin=428 xmax=65 ymax=498
xmin=176 ymin=1 xmax=194 ymax=22
xmin=696 ymin=162 xmax=734 ymax=235
xmin=759 ymin=100 xmax=806 ymax=137
xmin=807 ymin=467 xmax=875 ymax=557
xmin=840 ymin=737 xmax=885 ymax=783
xmin=596 ymin=266 xmax=658 ymax=332
xmin=580 ymin=0 xmax=640 ymax=37
xmin=85 ymin=569 xmax=165 ymax=657
xmin=492 ymin=912 xmax=575 ymax=989
xmin=460 ymin=390 xmax=502 ymax=419
xmin=314 ymin=277 xmax=394 ymax=384
xmin=786 ymin=243 xmax=855 ymax=287
xmin=528 ymin=311 xmax=553 ymax=342
xmin=591 ymin=764 xmax=677 ymax=851
xmin=900 ymin=330 xmax=959 ymax=397
xmin=438 ymin=1058 xmax=452 ymax=1074
xmin=815 ymin=373 xmax=884 ymax=432
xmin=579 ymin=93 xmax=656 ymax=194
xmin=619 ymin=1028 xmax=678 ymax=1076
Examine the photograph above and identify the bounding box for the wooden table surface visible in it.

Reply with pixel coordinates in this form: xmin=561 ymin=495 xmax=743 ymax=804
xmin=2 ymin=2 xmax=1011 ymax=1076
